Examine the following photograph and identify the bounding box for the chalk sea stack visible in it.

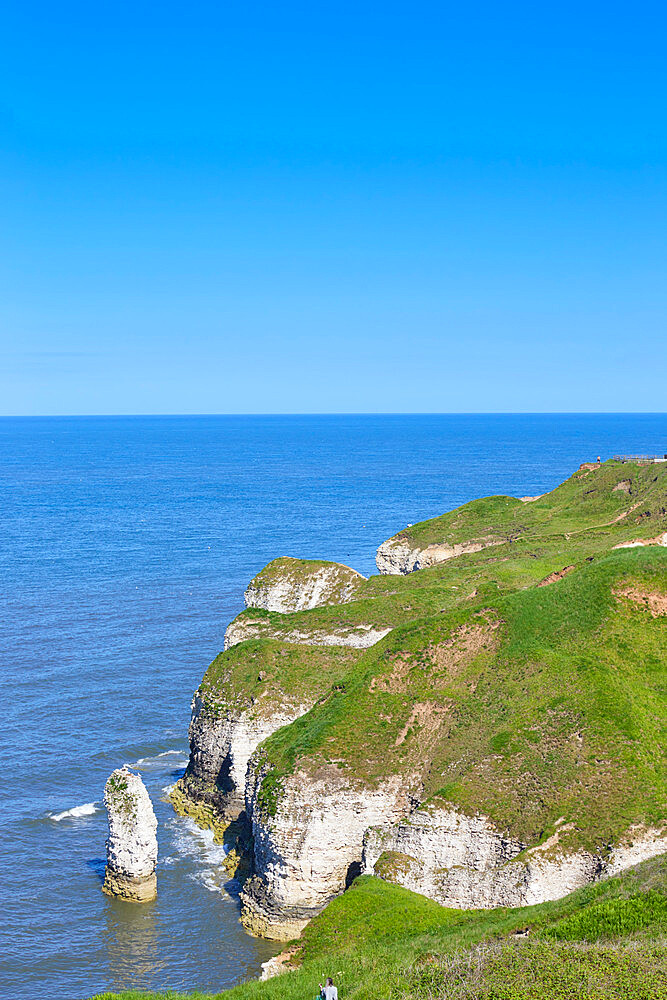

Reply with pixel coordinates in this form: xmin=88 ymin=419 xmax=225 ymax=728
xmin=103 ymin=766 xmax=158 ymax=902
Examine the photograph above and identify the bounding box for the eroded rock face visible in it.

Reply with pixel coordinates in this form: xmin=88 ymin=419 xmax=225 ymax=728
xmin=240 ymin=767 xmax=409 ymax=940
xmin=364 ymin=807 xmax=525 ymax=881
xmin=376 ymin=535 xmax=503 ymax=575
xmin=103 ymin=767 xmax=158 ymax=902
xmin=363 ymin=807 xmax=667 ymax=909
xmin=176 ymin=692 xmax=309 ymax=821
xmin=239 ymin=783 xmax=666 ymax=939
xmin=224 ymin=616 xmax=391 ymax=650
xmin=245 ymin=558 xmax=366 ymax=613
xmin=613 ymin=531 xmax=667 ymax=550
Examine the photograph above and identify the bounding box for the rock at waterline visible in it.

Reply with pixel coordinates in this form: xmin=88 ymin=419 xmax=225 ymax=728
xmin=103 ymin=766 xmax=158 ymax=902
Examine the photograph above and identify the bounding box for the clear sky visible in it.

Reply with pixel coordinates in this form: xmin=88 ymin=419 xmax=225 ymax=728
xmin=1 ymin=1 xmax=666 ymax=414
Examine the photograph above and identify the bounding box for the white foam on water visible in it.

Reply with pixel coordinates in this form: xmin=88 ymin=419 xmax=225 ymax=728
xmin=135 ymin=749 xmax=188 ymax=768
xmin=169 ymin=814 xmax=228 ymax=863
xmin=189 ymin=870 xmax=225 ymax=893
xmin=48 ymin=802 xmax=99 ymax=821
xmin=168 ymin=813 xmax=233 ymax=895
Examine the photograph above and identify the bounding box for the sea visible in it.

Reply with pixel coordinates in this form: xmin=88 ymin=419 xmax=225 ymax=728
xmin=1 ymin=413 xmax=665 ymax=1000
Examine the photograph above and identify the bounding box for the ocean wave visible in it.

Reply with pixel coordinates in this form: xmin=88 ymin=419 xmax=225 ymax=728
xmin=135 ymin=749 xmax=188 ymax=768
xmin=48 ymin=802 xmax=99 ymax=821
xmin=169 ymin=815 xmax=228 ymax=864
xmin=188 ymin=870 xmax=224 ymax=893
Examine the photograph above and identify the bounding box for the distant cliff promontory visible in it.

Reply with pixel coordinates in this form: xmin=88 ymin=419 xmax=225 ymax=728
xmin=171 ymin=459 xmax=667 ymax=940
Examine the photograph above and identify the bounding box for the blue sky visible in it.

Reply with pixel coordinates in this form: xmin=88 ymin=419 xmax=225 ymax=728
xmin=1 ymin=1 xmax=666 ymax=414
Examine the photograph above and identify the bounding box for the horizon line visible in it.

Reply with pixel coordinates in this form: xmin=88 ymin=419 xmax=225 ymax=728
xmin=1 ymin=411 xmax=666 ymax=420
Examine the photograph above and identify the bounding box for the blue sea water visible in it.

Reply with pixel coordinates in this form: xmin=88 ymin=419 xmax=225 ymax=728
xmin=1 ymin=413 xmax=666 ymax=1000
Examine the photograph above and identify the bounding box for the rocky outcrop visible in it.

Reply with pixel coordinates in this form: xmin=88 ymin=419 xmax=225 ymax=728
xmin=376 ymin=534 xmax=503 ymax=575
xmin=176 ymin=693 xmax=308 ymax=822
xmin=240 ymin=785 xmax=667 ymax=940
xmin=103 ymin=767 xmax=158 ymax=902
xmin=170 ymin=461 xmax=667 ymax=941
xmin=224 ymin=616 xmax=391 ymax=651
xmin=245 ymin=558 xmax=366 ymax=613
xmin=240 ymin=767 xmax=409 ymax=940
xmin=363 ymin=807 xmax=667 ymax=909
xmin=613 ymin=531 xmax=667 ymax=550
xmin=260 ymin=948 xmax=298 ymax=981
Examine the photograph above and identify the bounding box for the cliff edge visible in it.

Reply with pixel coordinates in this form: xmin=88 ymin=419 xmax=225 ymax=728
xmin=173 ymin=460 xmax=667 ymax=939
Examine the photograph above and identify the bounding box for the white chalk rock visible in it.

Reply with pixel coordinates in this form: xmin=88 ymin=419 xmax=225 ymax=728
xmin=244 ymin=557 xmax=366 ymax=613
xmin=103 ymin=766 xmax=158 ymax=902
xmin=376 ymin=534 xmax=504 ymax=575
xmin=224 ymin=615 xmax=391 ymax=650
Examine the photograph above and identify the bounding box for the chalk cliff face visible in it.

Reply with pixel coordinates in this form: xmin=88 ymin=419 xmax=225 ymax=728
xmin=172 ymin=462 xmax=667 ymax=943
xmin=239 ymin=785 xmax=667 ymax=939
xmin=103 ymin=767 xmax=158 ymax=902
xmin=240 ymin=766 xmax=410 ymax=940
xmin=177 ymin=692 xmax=308 ymax=822
xmin=245 ymin=557 xmax=366 ymax=613
xmin=376 ymin=534 xmax=503 ymax=575
xmin=224 ymin=616 xmax=391 ymax=651
xmin=174 ymin=640 xmax=363 ymax=831
xmin=363 ymin=808 xmax=667 ymax=909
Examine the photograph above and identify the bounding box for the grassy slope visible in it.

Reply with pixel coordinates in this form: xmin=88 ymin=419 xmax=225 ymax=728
xmin=198 ymin=640 xmax=363 ymax=719
xmin=398 ymin=459 xmax=667 ymax=549
xmin=254 ymin=546 xmax=667 ymax=851
xmin=90 ymin=462 xmax=667 ymax=1000
xmin=230 ymin=461 xmax=667 ymax=640
xmin=91 ymin=854 xmax=667 ymax=999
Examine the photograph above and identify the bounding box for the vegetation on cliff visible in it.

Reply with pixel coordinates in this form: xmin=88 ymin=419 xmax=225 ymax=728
xmin=198 ymin=639 xmax=363 ymax=719
xmin=227 ymin=460 xmax=667 ymax=645
xmin=253 ymin=545 xmax=666 ymax=853
xmin=91 ymin=853 xmax=667 ymax=999
xmin=390 ymin=458 xmax=667 ymax=551
xmin=94 ymin=460 xmax=667 ymax=1000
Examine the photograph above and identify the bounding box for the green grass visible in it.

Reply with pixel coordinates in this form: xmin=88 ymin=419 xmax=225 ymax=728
xmin=545 ymin=891 xmax=667 ymax=941
xmin=252 ymin=546 xmax=667 ymax=850
xmin=197 ymin=639 xmax=363 ymax=719
xmin=226 ymin=461 xmax=667 ymax=646
xmin=90 ymin=854 xmax=667 ymax=999
xmin=140 ymin=461 xmax=667 ymax=1000
xmin=397 ymin=459 xmax=667 ymax=549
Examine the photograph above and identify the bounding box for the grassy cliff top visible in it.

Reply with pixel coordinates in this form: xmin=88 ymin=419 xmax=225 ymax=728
xmin=91 ymin=853 xmax=667 ymax=1000
xmin=254 ymin=546 xmax=667 ymax=851
xmin=390 ymin=459 xmax=667 ymax=550
xmin=227 ymin=460 xmax=667 ymax=642
xmin=198 ymin=639 xmax=363 ymax=718
xmin=247 ymin=557 xmax=365 ymax=587
xmin=214 ymin=462 xmax=667 ymax=851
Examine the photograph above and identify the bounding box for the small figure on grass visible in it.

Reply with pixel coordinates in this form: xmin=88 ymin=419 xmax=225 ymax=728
xmin=320 ymin=977 xmax=338 ymax=1000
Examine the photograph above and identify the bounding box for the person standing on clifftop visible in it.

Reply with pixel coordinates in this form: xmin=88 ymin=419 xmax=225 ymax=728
xmin=320 ymin=977 xmax=338 ymax=1000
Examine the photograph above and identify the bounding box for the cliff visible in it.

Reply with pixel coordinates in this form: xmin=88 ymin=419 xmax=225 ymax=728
xmin=173 ymin=639 xmax=362 ymax=827
xmin=93 ymin=853 xmax=667 ymax=1000
xmin=376 ymin=459 xmax=667 ymax=574
xmin=174 ymin=460 xmax=667 ymax=939
xmin=244 ymin=557 xmax=365 ymax=612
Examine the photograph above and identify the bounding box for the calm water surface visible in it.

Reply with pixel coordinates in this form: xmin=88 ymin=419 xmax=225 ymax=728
xmin=1 ymin=414 xmax=665 ymax=1000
